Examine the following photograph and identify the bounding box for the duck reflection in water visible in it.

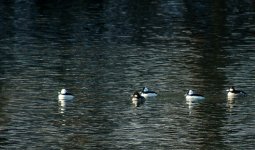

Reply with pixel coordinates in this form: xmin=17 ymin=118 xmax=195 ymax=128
xmin=58 ymin=99 xmax=66 ymax=114
xmin=226 ymin=97 xmax=235 ymax=112
xmin=131 ymin=91 xmax=145 ymax=107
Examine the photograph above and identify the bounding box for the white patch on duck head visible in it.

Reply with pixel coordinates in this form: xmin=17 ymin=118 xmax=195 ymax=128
xmin=229 ymin=87 xmax=235 ymax=92
xmin=188 ymin=90 xmax=194 ymax=95
xmin=133 ymin=91 xmax=140 ymax=98
xmin=61 ymin=89 xmax=67 ymax=94
xmin=143 ymin=87 xmax=149 ymax=92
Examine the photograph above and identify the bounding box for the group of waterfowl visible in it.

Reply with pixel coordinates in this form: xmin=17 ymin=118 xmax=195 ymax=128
xmin=131 ymin=86 xmax=247 ymax=107
xmin=58 ymin=86 xmax=247 ymax=107
xmin=185 ymin=86 xmax=246 ymax=102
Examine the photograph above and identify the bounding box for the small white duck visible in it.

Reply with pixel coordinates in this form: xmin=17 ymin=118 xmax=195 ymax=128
xmin=140 ymin=87 xmax=158 ymax=98
xmin=58 ymin=89 xmax=74 ymax=100
xmin=185 ymin=90 xmax=205 ymax=102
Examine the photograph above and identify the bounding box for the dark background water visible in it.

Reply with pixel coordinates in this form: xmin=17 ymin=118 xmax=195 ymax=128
xmin=0 ymin=0 xmax=255 ymax=149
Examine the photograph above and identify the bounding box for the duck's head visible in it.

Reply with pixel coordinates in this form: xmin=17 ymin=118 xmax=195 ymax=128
xmin=230 ymin=86 xmax=235 ymax=92
xmin=142 ymin=87 xmax=149 ymax=92
xmin=188 ymin=90 xmax=194 ymax=95
xmin=60 ymin=89 xmax=67 ymax=94
xmin=226 ymin=86 xmax=235 ymax=92
xmin=133 ymin=91 xmax=141 ymax=98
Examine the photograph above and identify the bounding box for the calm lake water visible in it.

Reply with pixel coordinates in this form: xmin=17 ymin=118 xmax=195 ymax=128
xmin=0 ymin=0 xmax=255 ymax=149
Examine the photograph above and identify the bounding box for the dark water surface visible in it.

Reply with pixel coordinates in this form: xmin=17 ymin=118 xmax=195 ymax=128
xmin=0 ymin=0 xmax=255 ymax=149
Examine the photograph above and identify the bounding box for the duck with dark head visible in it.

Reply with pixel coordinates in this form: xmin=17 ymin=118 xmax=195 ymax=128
xmin=131 ymin=91 xmax=145 ymax=107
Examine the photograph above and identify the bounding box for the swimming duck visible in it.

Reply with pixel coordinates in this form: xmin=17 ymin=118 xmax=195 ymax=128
xmin=185 ymin=90 xmax=205 ymax=102
xmin=226 ymin=86 xmax=246 ymax=97
xmin=131 ymin=91 xmax=145 ymax=107
xmin=58 ymin=89 xmax=74 ymax=100
xmin=140 ymin=87 xmax=158 ymax=98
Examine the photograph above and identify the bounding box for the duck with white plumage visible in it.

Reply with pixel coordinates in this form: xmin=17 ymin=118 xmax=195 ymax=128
xmin=58 ymin=89 xmax=74 ymax=100
xmin=185 ymin=89 xmax=205 ymax=102
xmin=140 ymin=87 xmax=158 ymax=98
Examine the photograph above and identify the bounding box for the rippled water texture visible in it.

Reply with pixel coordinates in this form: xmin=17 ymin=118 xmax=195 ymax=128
xmin=0 ymin=0 xmax=255 ymax=149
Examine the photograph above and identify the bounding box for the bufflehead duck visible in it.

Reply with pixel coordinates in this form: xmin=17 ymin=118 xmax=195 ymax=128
xmin=58 ymin=89 xmax=74 ymax=100
xmin=226 ymin=86 xmax=246 ymax=97
xmin=140 ymin=87 xmax=157 ymax=98
xmin=185 ymin=90 xmax=205 ymax=102
xmin=131 ymin=91 xmax=145 ymax=107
